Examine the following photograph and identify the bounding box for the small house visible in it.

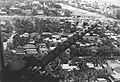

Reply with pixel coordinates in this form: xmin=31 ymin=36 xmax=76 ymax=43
xmin=23 ymin=44 xmax=37 ymax=55
xmin=39 ymin=43 xmax=48 ymax=55
xmin=16 ymin=48 xmax=25 ymax=55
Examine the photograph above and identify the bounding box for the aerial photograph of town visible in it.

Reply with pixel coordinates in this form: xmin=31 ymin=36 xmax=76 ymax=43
xmin=0 ymin=0 xmax=120 ymax=82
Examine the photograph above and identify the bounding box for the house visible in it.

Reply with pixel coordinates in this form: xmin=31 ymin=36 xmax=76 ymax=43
xmin=61 ymin=37 xmax=67 ymax=42
xmin=3 ymin=42 xmax=7 ymax=50
xmin=57 ymin=39 xmax=62 ymax=43
xmin=0 ymin=21 xmax=6 ymax=25
xmin=112 ymin=72 xmax=120 ymax=81
xmin=16 ymin=48 xmax=25 ymax=55
xmin=39 ymin=43 xmax=48 ymax=55
xmin=37 ymin=10 xmax=44 ymax=15
xmin=32 ymin=1 xmax=40 ymax=6
xmin=9 ymin=7 xmax=19 ymax=11
xmin=83 ymin=35 xmax=99 ymax=41
xmin=86 ymin=63 xmax=94 ymax=68
xmin=49 ymin=42 xmax=56 ymax=50
xmin=22 ymin=9 xmax=32 ymax=15
xmin=67 ymin=34 xmax=73 ymax=38
xmin=0 ymin=11 xmax=7 ymax=15
xmin=61 ymin=64 xmax=78 ymax=71
xmin=108 ymin=71 xmax=120 ymax=82
xmin=44 ymin=37 xmax=49 ymax=41
xmin=52 ymin=34 xmax=60 ymax=39
xmin=87 ymin=46 xmax=98 ymax=52
xmin=23 ymin=44 xmax=37 ymax=55
xmin=20 ymin=33 xmax=29 ymax=37
xmin=29 ymin=39 xmax=35 ymax=44
xmin=42 ymin=32 xmax=52 ymax=38
xmin=96 ymin=78 xmax=107 ymax=82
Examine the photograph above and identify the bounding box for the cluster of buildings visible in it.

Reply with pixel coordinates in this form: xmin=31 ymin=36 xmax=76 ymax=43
xmin=1 ymin=0 xmax=120 ymax=82
xmin=0 ymin=0 xmax=72 ymax=16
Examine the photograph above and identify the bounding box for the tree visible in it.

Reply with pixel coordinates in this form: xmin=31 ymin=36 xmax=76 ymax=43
xmin=96 ymin=46 xmax=112 ymax=57
xmin=64 ymin=9 xmax=71 ymax=17
xmin=7 ymin=41 xmax=15 ymax=49
xmin=96 ymin=46 xmax=112 ymax=65
xmin=14 ymin=18 xmax=34 ymax=34
xmin=3 ymin=21 xmax=13 ymax=34
xmin=13 ymin=35 xmax=29 ymax=47
xmin=96 ymin=69 xmax=110 ymax=78
xmin=54 ymin=4 xmax=61 ymax=9
xmin=59 ymin=52 xmax=69 ymax=64
xmin=4 ymin=49 xmax=17 ymax=63
xmin=112 ymin=48 xmax=120 ymax=56
xmin=13 ymin=33 xmax=20 ymax=47
xmin=70 ymin=46 xmax=95 ymax=59
xmin=77 ymin=59 xmax=88 ymax=72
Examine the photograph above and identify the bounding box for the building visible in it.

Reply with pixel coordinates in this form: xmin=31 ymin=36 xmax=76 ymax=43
xmin=86 ymin=63 xmax=94 ymax=68
xmin=39 ymin=43 xmax=48 ymax=55
xmin=0 ymin=11 xmax=7 ymax=15
xmin=49 ymin=42 xmax=57 ymax=50
xmin=83 ymin=34 xmax=99 ymax=41
xmin=16 ymin=48 xmax=25 ymax=55
xmin=96 ymin=78 xmax=107 ymax=82
xmin=61 ymin=64 xmax=78 ymax=71
xmin=108 ymin=73 xmax=120 ymax=82
xmin=37 ymin=10 xmax=44 ymax=15
xmin=23 ymin=44 xmax=38 ymax=55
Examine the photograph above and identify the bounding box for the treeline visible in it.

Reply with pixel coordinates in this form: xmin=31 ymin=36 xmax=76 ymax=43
xmin=13 ymin=18 xmax=76 ymax=34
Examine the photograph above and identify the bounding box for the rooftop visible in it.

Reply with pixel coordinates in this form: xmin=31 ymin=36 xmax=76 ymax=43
xmin=23 ymin=44 xmax=36 ymax=49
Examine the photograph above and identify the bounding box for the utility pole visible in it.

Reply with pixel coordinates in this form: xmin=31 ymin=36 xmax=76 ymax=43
xmin=0 ymin=20 xmax=5 ymax=71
